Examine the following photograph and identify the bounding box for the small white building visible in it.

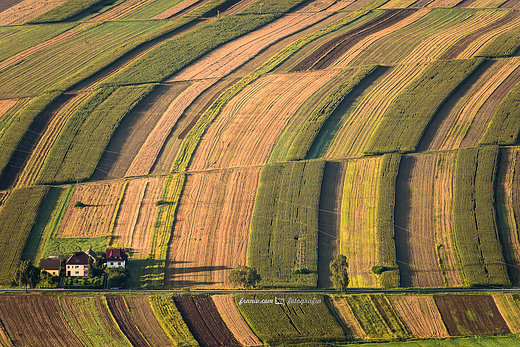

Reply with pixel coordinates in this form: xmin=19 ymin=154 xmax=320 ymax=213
xmin=106 ymin=248 xmax=126 ymax=268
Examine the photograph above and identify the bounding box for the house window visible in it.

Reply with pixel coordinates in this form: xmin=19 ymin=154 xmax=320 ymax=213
xmin=75 ymin=271 xmax=79 ymax=274
xmin=109 ymin=262 xmax=113 ymax=266
xmin=117 ymin=262 xmax=121 ymax=266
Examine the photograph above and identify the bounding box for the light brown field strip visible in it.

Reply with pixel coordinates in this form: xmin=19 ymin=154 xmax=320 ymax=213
xmin=212 ymin=295 xmax=263 ymax=346
xmin=0 ymin=0 xmax=67 ymax=26
xmin=165 ymin=167 xmax=261 ymax=288
xmin=189 ymin=70 xmax=337 ymax=171
xmin=0 ymin=99 xmax=17 ymax=118
xmin=89 ymin=0 xmax=155 ymax=21
xmin=152 ymin=0 xmax=205 ymax=20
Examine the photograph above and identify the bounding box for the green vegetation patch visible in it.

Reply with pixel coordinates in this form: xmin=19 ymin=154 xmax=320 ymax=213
xmin=121 ymin=0 xmax=184 ymax=20
xmin=0 ymin=186 xmax=49 ymax=284
xmin=477 ymin=26 xmax=520 ymax=58
xmin=149 ymin=295 xmax=198 ymax=346
xmin=453 ymin=146 xmax=510 ymax=287
xmin=235 ymin=293 xmax=345 ymax=345
xmin=248 ymin=160 xmax=325 ymax=288
xmin=37 ymin=84 xmax=155 ymax=184
xmin=479 ymin=81 xmax=520 ymax=145
xmin=369 ymin=294 xmax=410 ymax=339
xmin=348 ymin=335 xmax=520 ymax=346
xmin=376 ymin=153 xmax=401 ymax=288
xmin=344 ymin=294 xmax=394 ymax=339
xmin=28 ymin=0 xmax=107 ymax=23
xmin=364 ymin=59 xmax=482 ymax=155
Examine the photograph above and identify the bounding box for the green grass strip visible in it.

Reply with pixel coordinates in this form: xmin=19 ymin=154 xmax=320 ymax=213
xmin=247 ymin=160 xmax=324 ymax=288
xmin=477 ymin=26 xmax=520 ymax=58
xmin=286 ymin=65 xmax=378 ymax=161
xmin=0 ymin=91 xmax=60 ymax=179
xmin=364 ymin=59 xmax=483 ymax=155
xmin=480 ymin=81 xmax=520 ymax=145
xmin=346 ymin=335 xmax=520 ymax=346
xmin=453 ymin=146 xmax=510 ymax=287
xmin=369 ymin=294 xmax=410 ymax=339
xmin=28 ymin=0 xmax=106 ymax=23
xmin=37 ymin=84 xmax=155 ymax=184
xmin=345 ymin=294 xmax=393 ymax=339
xmin=235 ymin=293 xmax=345 ymax=345
xmin=0 ymin=186 xmax=49 ymax=284
xmin=150 ymin=295 xmax=198 ymax=346
xmin=376 ymin=153 xmax=401 ymax=289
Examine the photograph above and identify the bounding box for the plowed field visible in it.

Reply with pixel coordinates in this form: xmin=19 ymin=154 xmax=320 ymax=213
xmin=0 ymin=295 xmax=81 ymax=347
xmin=173 ymin=295 xmax=241 ymax=347
xmin=165 ymin=167 xmax=260 ymax=288
xmin=329 ymin=296 xmax=368 ymax=340
xmin=106 ymin=295 xmax=149 ymax=347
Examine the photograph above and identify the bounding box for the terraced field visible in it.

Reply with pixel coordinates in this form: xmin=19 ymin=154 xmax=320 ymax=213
xmin=2 ymin=0 xmax=520 ymax=343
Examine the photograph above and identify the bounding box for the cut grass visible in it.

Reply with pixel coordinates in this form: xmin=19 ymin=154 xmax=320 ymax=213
xmin=248 ymin=160 xmax=325 ymax=288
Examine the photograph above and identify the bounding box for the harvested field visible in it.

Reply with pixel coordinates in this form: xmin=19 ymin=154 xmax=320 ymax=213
xmin=93 ymin=82 xmax=190 ymax=180
xmin=173 ymin=295 xmax=241 ymax=347
xmin=317 ymin=161 xmax=348 ymax=288
xmin=89 ymin=0 xmax=156 ymax=21
xmin=395 ymin=154 xmax=446 ymax=288
xmin=56 ymin=181 xmax=126 ymax=238
xmin=340 ymin=157 xmax=381 ymax=288
xmin=0 ymin=295 xmax=81 ymax=347
xmin=0 ymin=0 xmax=67 ymax=26
xmin=493 ymin=293 xmax=520 ymax=332
xmin=168 ymin=11 xmax=331 ymax=82
xmin=111 ymin=177 xmax=163 ymax=258
xmin=124 ymin=296 xmax=174 ymax=347
xmin=189 ymin=71 xmax=337 ymax=171
xmin=389 ymin=295 xmax=449 ymax=338
xmin=105 ymin=296 xmax=149 ymax=347
xmin=120 ymin=0 xmax=185 ymax=20
xmin=165 ymin=167 xmax=260 ymax=288
xmin=212 ymin=295 xmax=263 ymax=346
xmin=496 ymin=149 xmax=520 ymax=286
xmin=152 ymin=0 xmax=206 ymax=20
xmin=0 ymin=100 xmax=17 ymax=118
xmin=325 ymin=64 xmax=427 ymax=159
xmin=328 ymin=296 xmax=368 ymax=340
xmin=126 ymin=79 xmax=217 ymax=178
xmin=434 ymin=295 xmax=510 ymax=336
xmin=60 ymin=296 xmax=131 ymax=347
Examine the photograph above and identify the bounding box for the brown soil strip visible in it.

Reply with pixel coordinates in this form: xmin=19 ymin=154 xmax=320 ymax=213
xmin=410 ymin=0 xmax=435 ymax=7
xmin=317 ymin=161 xmax=348 ymax=288
xmin=126 ymin=79 xmax=217 ymax=178
xmin=0 ymin=295 xmax=81 ymax=347
xmin=221 ymin=0 xmax=256 ymax=15
xmin=168 ymin=11 xmax=331 ymax=82
xmin=496 ymin=149 xmax=520 ymax=286
xmin=125 ymin=296 xmax=174 ymax=347
xmin=165 ymin=167 xmax=260 ymax=288
xmin=440 ymin=11 xmax=520 ymax=60
xmin=0 ymin=0 xmax=68 ymax=26
xmin=0 ymin=0 xmax=23 ymax=13
xmin=395 ymin=154 xmax=445 ymax=288
xmin=212 ymin=295 xmax=263 ymax=346
xmin=389 ymin=295 xmax=448 ymax=338
xmin=434 ymin=294 xmax=510 ymax=336
xmin=428 ymin=0 xmax=464 ymax=6
xmin=92 ymin=82 xmax=190 ymax=181
xmin=291 ymin=9 xmax=415 ymax=71
xmin=328 ymin=296 xmax=367 ymax=340
xmin=500 ymin=0 xmax=520 ymax=7
xmin=153 ymin=0 xmax=209 ymax=20
xmin=189 ymin=71 xmax=337 ymax=171
xmin=89 ymin=0 xmax=156 ymax=21
xmin=173 ymin=295 xmax=241 ymax=347
xmin=0 ymin=93 xmax=73 ymax=190
xmin=455 ymin=0 xmax=479 ymax=6
xmin=106 ymin=295 xmax=149 ymax=347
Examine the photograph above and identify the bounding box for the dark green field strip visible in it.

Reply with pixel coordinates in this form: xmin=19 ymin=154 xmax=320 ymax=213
xmin=370 ymin=295 xmax=411 ymax=339
xmin=235 ymin=293 xmax=346 ymax=345
xmin=28 ymin=0 xmax=107 ymax=23
xmin=364 ymin=59 xmax=483 ymax=155
xmin=376 ymin=153 xmax=401 ymax=288
xmin=0 ymin=92 xmax=60 ymax=185
xmin=453 ymin=146 xmax=510 ymax=287
xmin=476 ymin=25 xmax=520 ymax=58
xmin=345 ymin=295 xmax=394 ymax=339
xmin=0 ymin=23 xmax=74 ymax=62
xmin=36 ymin=84 xmax=154 ymax=184
xmin=248 ymin=160 xmax=324 ymax=288
xmin=0 ymin=186 xmax=49 ymax=284
xmin=480 ymin=81 xmax=520 ymax=145
xmin=284 ymin=65 xmax=379 ymax=161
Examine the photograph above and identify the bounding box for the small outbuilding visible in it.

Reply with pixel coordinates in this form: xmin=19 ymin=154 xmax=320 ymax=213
xmin=66 ymin=252 xmax=89 ymax=277
xmin=40 ymin=257 xmax=61 ymax=277
xmin=106 ymin=248 xmax=127 ymax=268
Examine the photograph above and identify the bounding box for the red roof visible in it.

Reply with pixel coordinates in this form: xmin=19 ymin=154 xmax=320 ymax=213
xmin=106 ymin=248 xmax=126 ymax=261
xmin=66 ymin=252 xmax=89 ymax=265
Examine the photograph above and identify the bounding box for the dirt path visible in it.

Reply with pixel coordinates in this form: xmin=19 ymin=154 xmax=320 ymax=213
xmin=317 ymin=161 xmax=348 ymax=288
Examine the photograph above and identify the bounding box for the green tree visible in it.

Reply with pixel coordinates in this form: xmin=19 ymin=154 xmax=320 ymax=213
xmin=106 ymin=267 xmax=129 ymax=288
xmin=228 ymin=265 xmax=261 ymax=289
xmin=14 ymin=260 xmax=40 ymax=292
xmin=330 ymin=254 xmax=349 ymax=291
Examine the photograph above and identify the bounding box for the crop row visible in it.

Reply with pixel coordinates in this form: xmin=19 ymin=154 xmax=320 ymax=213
xmin=248 ymin=160 xmax=325 ymax=288
xmin=28 ymin=0 xmax=106 ymax=23
xmin=0 ymin=186 xmax=49 ymax=284
xmin=37 ymin=85 xmax=155 ymax=184
xmin=453 ymin=146 xmax=510 ymax=286
xmin=364 ymin=59 xmax=483 ymax=155
xmin=477 ymin=25 xmax=520 ymax=58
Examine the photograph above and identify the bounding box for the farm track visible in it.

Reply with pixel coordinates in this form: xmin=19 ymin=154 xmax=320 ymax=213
xmin=317 ymin=161 xmax=347 ymax=288
xmin=291 ymin=9 xmax=416 ymax=71
xmin=395 ymin=154 xmax=445 ymax=288
xmin=106 ymin=295 xmax=150 ymax=347
xmin=173 ymin=295 xmax=241 ymax=347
